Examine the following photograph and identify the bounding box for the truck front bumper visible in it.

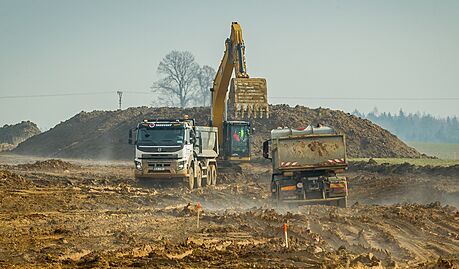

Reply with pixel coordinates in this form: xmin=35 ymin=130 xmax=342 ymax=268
xmin=134 ymin=159 xmax=188 ymax=179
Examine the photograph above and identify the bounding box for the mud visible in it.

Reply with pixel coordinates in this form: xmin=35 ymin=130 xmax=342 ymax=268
xmin=0 ymin=155 xmax=458 ymax=268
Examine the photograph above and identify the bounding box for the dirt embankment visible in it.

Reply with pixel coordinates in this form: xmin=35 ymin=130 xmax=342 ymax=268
xmin=349 ymin=159 xmax=459 ymax=177
xmin=347 ymin=159 xmax=459 ymax=208
xmin=0 ymin=121 xmax=40 ymax=151
xmin=13 ymin=105 xmax=421 ymax=160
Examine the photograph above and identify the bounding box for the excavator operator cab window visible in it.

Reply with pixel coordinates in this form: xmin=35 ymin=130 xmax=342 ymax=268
xmin=224 ymin=122 xmax=250 ymax=158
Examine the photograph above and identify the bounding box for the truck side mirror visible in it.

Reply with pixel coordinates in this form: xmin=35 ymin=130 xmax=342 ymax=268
xmin=190 ymin=130 xmax=196 ymax=144
xmin=128 ymin=128 xmax=136 ymax=144
xmin=262 ymin=140 xmax=271 ymax=160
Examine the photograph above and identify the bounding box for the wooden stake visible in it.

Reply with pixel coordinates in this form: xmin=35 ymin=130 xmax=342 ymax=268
xmin=283 ymin=223 xmax=288 ymax=248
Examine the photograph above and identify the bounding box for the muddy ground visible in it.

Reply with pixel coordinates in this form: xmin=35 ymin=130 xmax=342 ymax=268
xmin=0 ymin=155 xmax=458 ymax=268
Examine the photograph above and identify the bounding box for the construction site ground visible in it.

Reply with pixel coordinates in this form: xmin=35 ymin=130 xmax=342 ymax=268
xmin=0 ymin=154 xmax=458 ymax=268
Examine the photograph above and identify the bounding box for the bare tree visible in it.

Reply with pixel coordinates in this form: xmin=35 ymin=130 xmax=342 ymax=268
xmin=196 ymin=65 xmax=216 ymax=107
xmin=152 ymin=51 xmax=200 ymax=108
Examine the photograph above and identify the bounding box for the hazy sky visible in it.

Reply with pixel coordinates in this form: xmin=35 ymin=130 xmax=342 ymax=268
xmin=1 ymin=0 xmax=458 ymax=130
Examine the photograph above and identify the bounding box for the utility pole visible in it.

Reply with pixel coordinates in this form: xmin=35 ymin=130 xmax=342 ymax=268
xmin=117 ymin=90 xmax=123 ymax=110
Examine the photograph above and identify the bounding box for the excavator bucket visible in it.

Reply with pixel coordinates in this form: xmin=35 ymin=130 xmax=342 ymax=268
xmin=229 ymin=78 xmax=269 ymax=119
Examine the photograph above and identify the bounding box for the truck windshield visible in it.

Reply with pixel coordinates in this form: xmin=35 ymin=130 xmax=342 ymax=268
xmin=137 ymin=126 xmax=184 ymax=146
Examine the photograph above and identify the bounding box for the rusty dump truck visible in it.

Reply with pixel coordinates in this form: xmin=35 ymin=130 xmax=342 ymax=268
xmin=262 ymin=125 xmax=348 ymax=207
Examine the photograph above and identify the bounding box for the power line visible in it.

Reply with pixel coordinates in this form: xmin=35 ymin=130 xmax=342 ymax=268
xmin=0 ymin=91 xmax=114 ymax=99
xmin=0 ymin=91 xmax=456 ymax=101
xmin=269 ymin=96 xmax=459 ymax=101
xmin=0 ymin=91 xmax=154 ymax=99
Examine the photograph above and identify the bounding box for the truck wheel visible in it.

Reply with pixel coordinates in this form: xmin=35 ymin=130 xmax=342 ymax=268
xmin=195 ymin=165 xmax=202 ymax=189
xmin=187 ymin=167 xmax=194 ymax=190
xmin=210 ymin=165 xmax=217 ymax=186
xmin=337 ymin=197 xmax=348 ymax=208
xmin=272 ymin=182 xmax=281 ymax=207
xmin=203 ymin=166 xmax=210 ymax=187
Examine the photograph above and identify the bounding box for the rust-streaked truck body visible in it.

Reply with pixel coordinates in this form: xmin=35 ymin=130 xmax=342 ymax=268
xmin=272 ymin=134 xmax=347 ymax=173
xmin=263 ymin=126 xmax=349 ymax=207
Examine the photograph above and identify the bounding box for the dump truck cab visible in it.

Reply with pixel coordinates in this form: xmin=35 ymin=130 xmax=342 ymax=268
xmin=130 ymin=119 xmax=194 ymax=179
xmin=129 ymin=118 xmax=218 ymax=189
xmin=263 ymin=125 xmax=348 ymax=207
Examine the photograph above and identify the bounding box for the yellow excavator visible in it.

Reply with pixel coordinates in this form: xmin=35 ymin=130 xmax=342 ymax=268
xmin=210 ymin=22 xmax=269 ymax=161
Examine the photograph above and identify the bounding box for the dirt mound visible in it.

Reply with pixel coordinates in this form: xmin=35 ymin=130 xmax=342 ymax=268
xmin=16 ymin=159 xmax=77 ymax=171
xmin=257 ymin=105 xmax=420 ymax=158
xmin=0 ymin=170 xmax=33 ymax=188
xmin=0 ymin=121 xmax=40 ymax=151
xmin=13 ymin=105 xmax=421 ymax=159
xmin=350 ymin=159 xmax=459 ymax=176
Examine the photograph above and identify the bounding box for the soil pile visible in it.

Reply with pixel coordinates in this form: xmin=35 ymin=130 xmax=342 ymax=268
xmin=350 ymin=159 xmax=459 ymax=176
xmin=0 ymin=170 xmax=33 ymax=188
xmin=16 ymin=159 xmax=77 ymax=171
xmin=13 ymin=105 xmax=421 ymax=159
xmin=0 ymin=121 xmax=40 ymax=151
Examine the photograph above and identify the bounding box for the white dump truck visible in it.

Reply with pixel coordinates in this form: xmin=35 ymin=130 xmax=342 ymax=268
xmin=129 ymin=118 xmax=218 ymax=189
xmin=262 ymin=125 xmax=348 ymax=207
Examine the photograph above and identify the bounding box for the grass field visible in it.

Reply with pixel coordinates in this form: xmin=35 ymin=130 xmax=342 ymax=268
xmin=350 ymin=157 xmax=459 ymax=167
xmin=407 ymin=141 xmax=459 ymax=160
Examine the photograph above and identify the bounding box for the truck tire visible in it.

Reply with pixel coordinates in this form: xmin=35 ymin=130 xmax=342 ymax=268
xmin=272 ymin=182 xmax=281 ymax=206
xmin=187 ymin=167 xmax=194 ymax=190
xmin=195 ymin=165 xmax=202 ymax=189
xmin=203 ymin=166 xmax=210 ymax=187
xmin=210 ymin=164 xmax=217 ymax=186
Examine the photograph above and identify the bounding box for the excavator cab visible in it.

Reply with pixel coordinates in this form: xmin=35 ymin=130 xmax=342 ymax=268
xmin=223 ymin=121 xmax=251 ymax=161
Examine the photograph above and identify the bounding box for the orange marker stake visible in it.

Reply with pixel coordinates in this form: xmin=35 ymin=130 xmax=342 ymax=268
xmin=283 ymin=223 xmax=288 ymax=248
xmin=196 ymin=202 xmax=202 ymax=229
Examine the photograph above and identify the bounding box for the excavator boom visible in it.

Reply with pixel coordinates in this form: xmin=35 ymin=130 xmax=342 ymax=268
xmin=211 ymin=22 xmax=269 ymax=151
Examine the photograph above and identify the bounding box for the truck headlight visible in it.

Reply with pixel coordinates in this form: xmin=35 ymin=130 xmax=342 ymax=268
xmin=134 ymin=160 xmax=142 ymax=170
xmin=296 ymin=182 xmax=303 ymax=189
xmin=177 ymin=160 xmax=186 ymax=170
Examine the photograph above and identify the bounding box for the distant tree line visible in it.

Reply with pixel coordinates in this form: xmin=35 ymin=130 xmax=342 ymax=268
xmin=151 ymin=51 xmax=216 ymax=108
xmin=352 ymin=108 xmax=459 ymax=143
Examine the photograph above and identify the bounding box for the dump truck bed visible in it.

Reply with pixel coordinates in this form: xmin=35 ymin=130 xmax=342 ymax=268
xmin=195 ymin=126 xmax=219 ymax=158
xmin=272 ymin=134 xmax=347 ymax=171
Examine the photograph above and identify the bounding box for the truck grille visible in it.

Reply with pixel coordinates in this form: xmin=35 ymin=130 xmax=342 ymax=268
xmin=137 ymin=146 xmax=181 ymax=153
xmin=147 ymin=162 xmax=171 ymax=172
xmin=141 ymin=153 xmax=178 ymax=159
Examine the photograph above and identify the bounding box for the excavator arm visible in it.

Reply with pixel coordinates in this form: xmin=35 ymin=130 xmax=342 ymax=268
xmin=211 ymin=22 xmax=269 ymax=148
